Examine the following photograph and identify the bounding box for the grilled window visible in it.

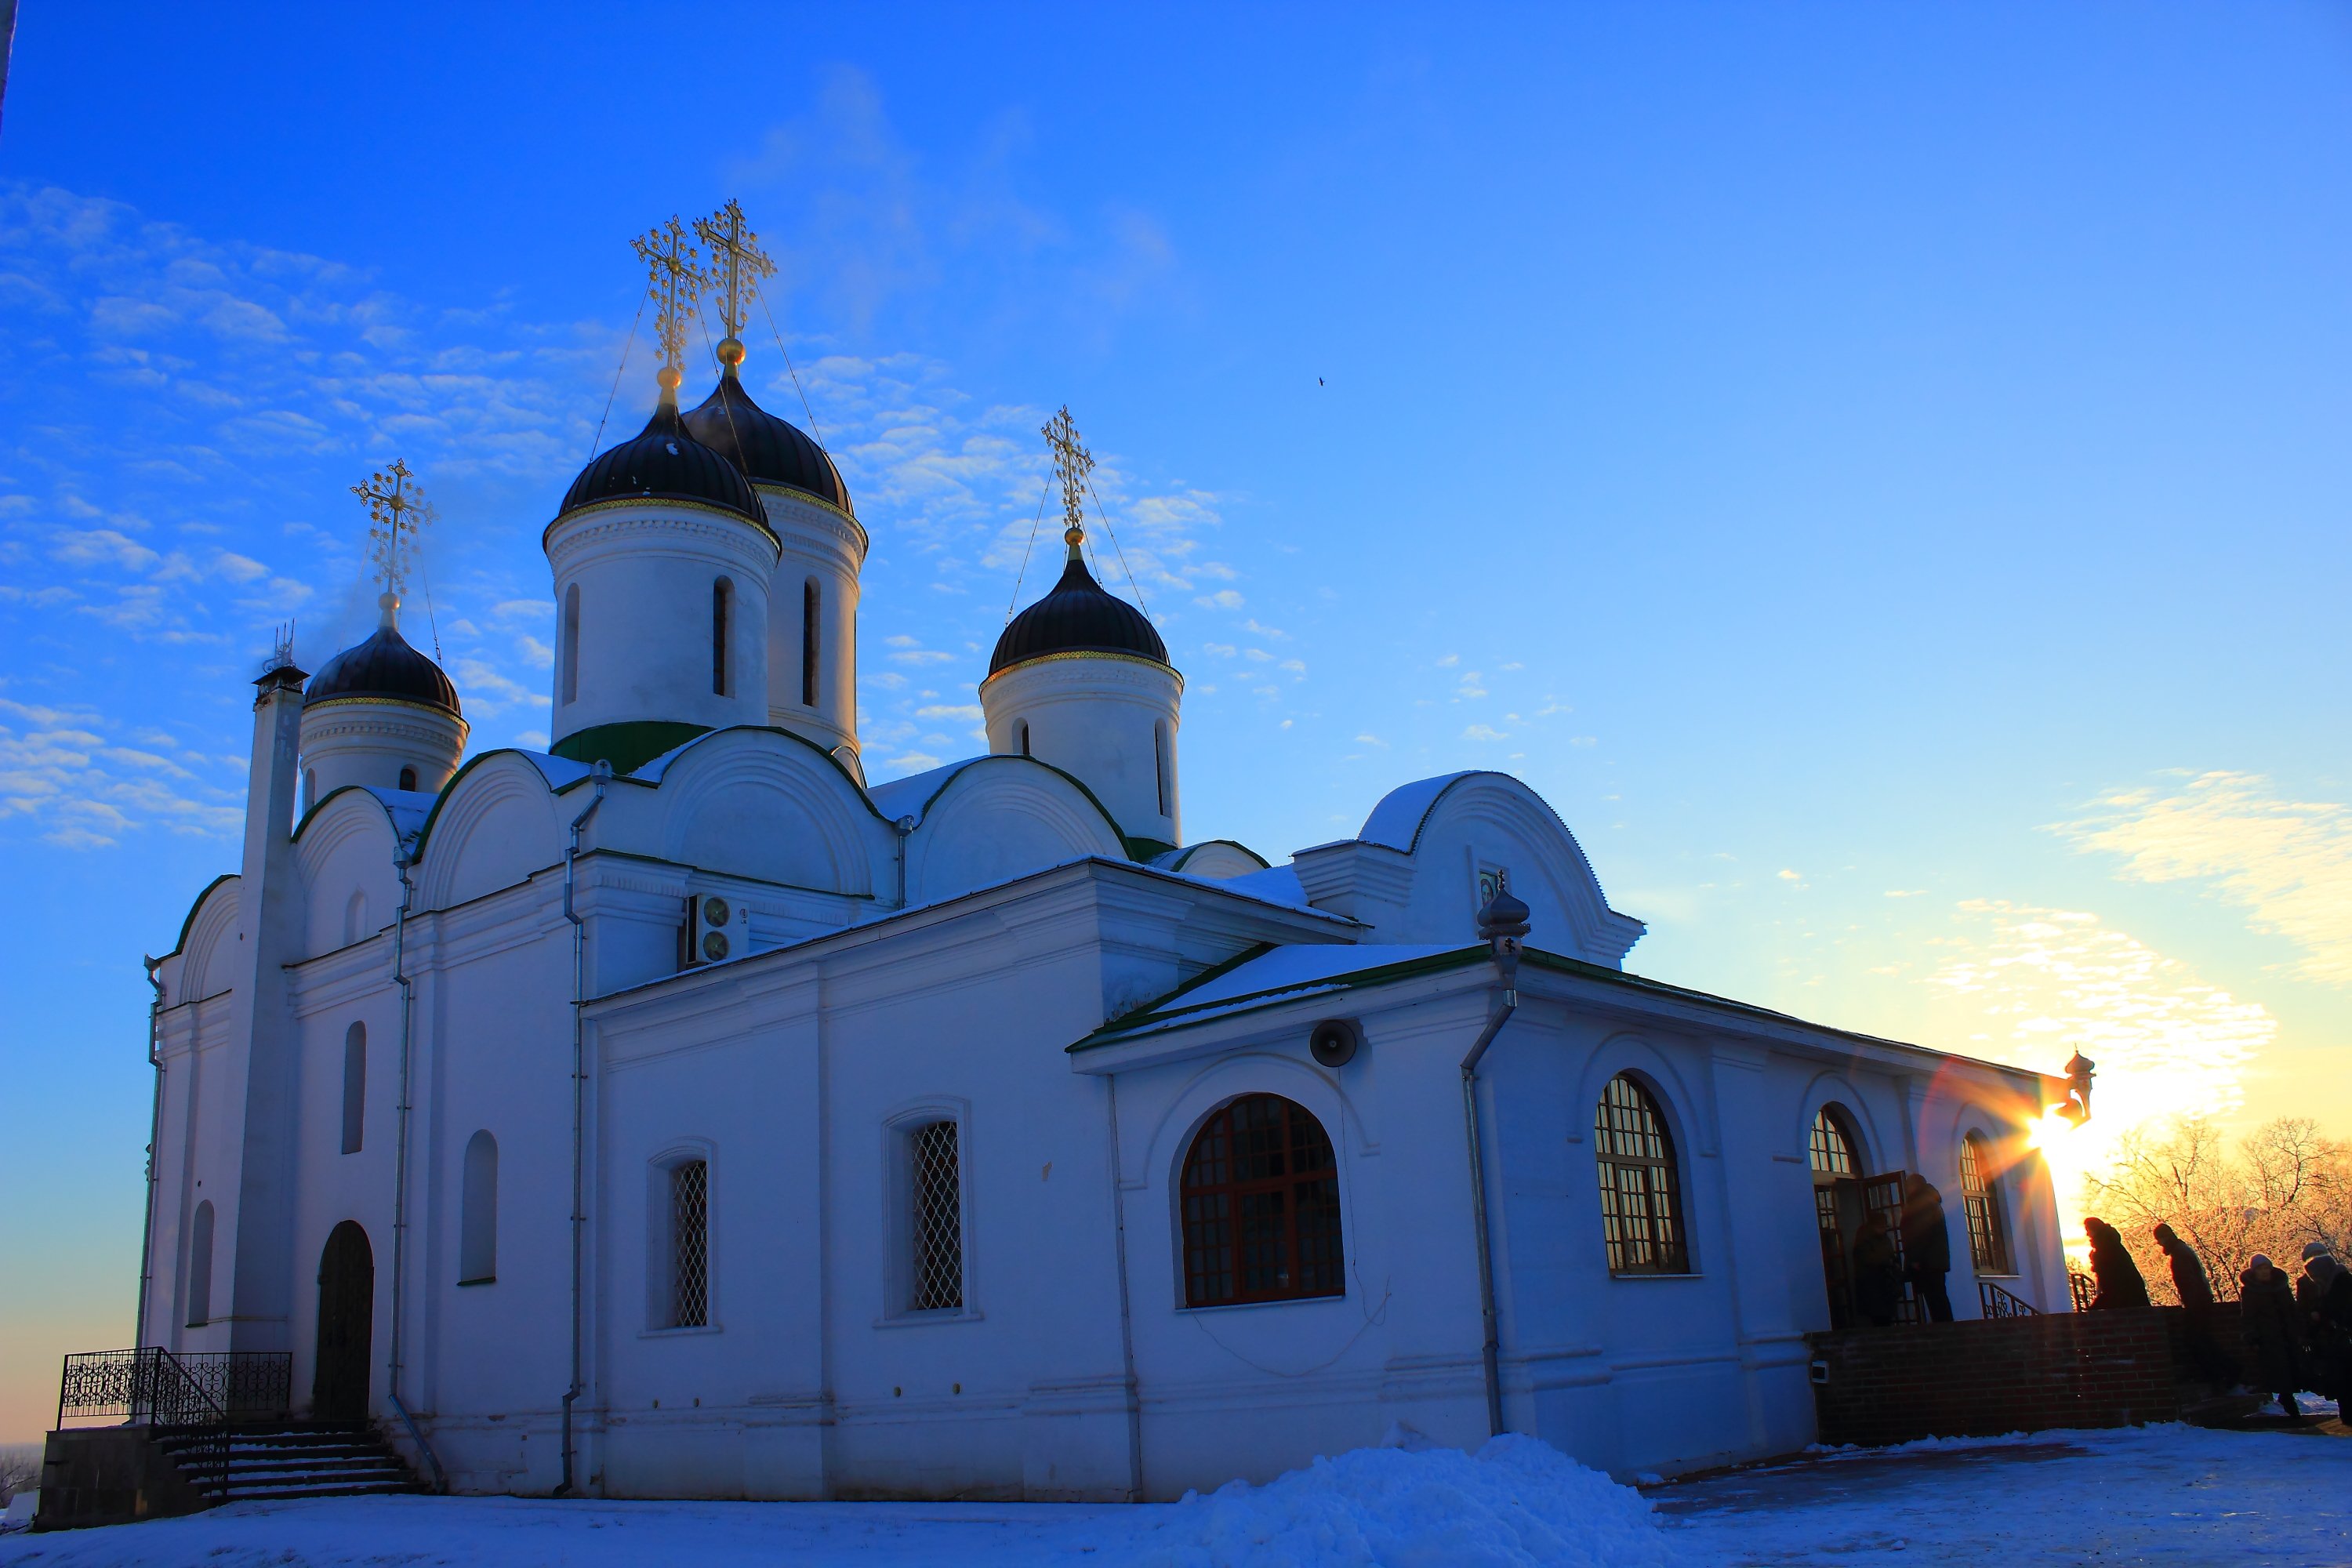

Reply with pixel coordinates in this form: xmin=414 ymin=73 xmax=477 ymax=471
xmin=1960 ymin=1133 xmax=2011 ymax=1274
xmin=1180 ymin=1094 xmax=1345 ymax=1307
xmin=186 ymin=1200 xmax=216 ymax=1327
xmin=670 ymin=1160 xmax=710 ymax=1327
xmin=1594 ymin=1074 xmax=1690 ymax=1275
xmin=909 ymin=1120 xmax=964 ymax=1312
xmin=340 ymin=1022 xmax=366 ymax=1155
xmin=712 ymin=578 xmax=733 ymax=696
xmin=801 ymin=579 xmax=821 ymax=708
xmin=459 ymin=1131 xmax=498 ymax=1284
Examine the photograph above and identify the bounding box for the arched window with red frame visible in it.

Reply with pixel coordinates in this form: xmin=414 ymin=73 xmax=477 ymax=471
xmin=1180 ymin=1094 xmax=1344 ymax=1306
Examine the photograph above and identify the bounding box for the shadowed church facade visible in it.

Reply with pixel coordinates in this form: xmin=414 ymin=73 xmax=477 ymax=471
xmin=133 ymin=210 xmax=2074 ymax=1501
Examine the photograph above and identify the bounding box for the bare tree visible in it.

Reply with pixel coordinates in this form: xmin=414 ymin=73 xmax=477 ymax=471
xmin=2082 ymin=1116 xmax=2347 ymax=1304
xmin=0 ymin=1443 xmax=42 ymax=1505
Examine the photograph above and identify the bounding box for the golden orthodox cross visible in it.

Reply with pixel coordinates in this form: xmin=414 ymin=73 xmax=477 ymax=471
xmin=354 ymin=459 xmax=430 ymax=601
xmin=630 ymin=216 xmax=708 ymax=390
xmin=694 ymin=199 xmax=775 ymax=350
xmin=1042 ymin=405 xmax=1094 ymax=559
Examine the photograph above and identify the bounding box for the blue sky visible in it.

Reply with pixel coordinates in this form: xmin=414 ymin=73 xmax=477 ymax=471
xmin=2 ymin=3 xmax=2348 ymax=1440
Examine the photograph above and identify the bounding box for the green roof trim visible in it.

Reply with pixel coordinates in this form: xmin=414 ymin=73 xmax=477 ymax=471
xmin=551 ymin=720 xmax=713 ymax=775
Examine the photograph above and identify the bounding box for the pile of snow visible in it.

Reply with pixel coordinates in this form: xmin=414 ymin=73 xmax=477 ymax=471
xmin=1127 ymin=1435 xmax=1691 ymax=1568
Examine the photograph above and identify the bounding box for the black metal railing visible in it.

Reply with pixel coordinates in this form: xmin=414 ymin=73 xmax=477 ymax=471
xmin=56 ymin=1348 xmax=292 ymax=1505
xmin=56 ymin=1348 xmax=291 ymax=1430
xmin=1978 ymin=1279 xmax=2038 ymax=1317
xmin=2068 ymin=1270 xmax=2095 ymax=1312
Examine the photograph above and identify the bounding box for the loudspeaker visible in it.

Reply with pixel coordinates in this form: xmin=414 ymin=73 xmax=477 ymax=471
xmin=1309 ymin=1017 xmax=1362 ymax=1068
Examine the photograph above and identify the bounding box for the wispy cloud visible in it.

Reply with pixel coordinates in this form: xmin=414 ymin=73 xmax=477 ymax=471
xmin=2056 ymin=771 xmax=2352 ymax=985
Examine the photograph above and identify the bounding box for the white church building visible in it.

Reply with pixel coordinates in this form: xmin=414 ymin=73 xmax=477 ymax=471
xmin=133 ymin=234 xmax=2076 ymax=1502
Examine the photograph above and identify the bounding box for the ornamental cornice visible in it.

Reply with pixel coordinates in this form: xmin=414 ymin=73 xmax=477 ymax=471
xmin=980 ymin=649 xmax=1185 ymax=699
xmin=543 ymin=495 xmax=782 ymax=559
xmin=759 ymin=485 xmax=869 ymax=564
xmin=300 ymin=699 xmax=470 ymax=744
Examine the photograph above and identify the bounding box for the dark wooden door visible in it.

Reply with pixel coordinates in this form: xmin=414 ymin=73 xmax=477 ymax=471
xmin=313 ymin=1221 xmax=374 ymax=1420
xmin=1815 ymin=1175 xmax=1867 ymax=1328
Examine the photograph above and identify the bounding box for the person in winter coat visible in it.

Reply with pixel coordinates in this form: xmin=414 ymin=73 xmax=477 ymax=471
xmin=1900 ymin=1174 xmax=1955 ymax=1323
xmin=2152 ymin=1224 xmax=2213 ymax=1308
xmin=2085 ymin=1218 xmax=2151 ymax=1310
xmin=1850 ymin=1210 xmax=1904 ymax=1328
xmin=2240 ymin=1254 xmax=2305 ymax=1418
xmin=2296 ymin=1246 xmax=2352 ymax=1405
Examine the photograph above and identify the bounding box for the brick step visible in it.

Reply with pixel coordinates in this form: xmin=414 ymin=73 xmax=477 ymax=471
xmin=222 ymin=1444 xmax=395 ymax=1464
xmin=197 ymin=1478 xmax=428 ymax=1501
xmin=220 ymin=1458 xmax=413 ymax=1483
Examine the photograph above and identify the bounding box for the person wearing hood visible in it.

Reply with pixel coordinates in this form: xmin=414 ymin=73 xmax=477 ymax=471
xmin=2084 ymin=1218 xmax=2151 ymax=1310
xmin=2152 ymin=1224 xmax=2212 ymax=1309
xmin=2296 ymin=1244 xmax=2351 ymax=1406
xmin=1899 ymin=1174 xmax=1955 ymax=1323
xmin=1850 ymin=1209 xmax=1904 ymax=1329
xmin=2240 ymin=1254 xmax=2305 ymax=1418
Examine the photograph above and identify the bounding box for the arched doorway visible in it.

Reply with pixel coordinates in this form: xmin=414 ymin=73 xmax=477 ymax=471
xmin=313 ymin=1221 xmax=374 ymax=1420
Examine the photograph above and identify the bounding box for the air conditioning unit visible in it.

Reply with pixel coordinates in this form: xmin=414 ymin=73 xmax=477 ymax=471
xmin=681 ymin=893 xmax=750 ymax=969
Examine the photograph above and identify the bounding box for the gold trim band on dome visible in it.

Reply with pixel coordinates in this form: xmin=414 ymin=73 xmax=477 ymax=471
xmin=543 ymin=492 xmax=782 ymax=554
xmin=980 ymin=648 xmax=1185 ymax=693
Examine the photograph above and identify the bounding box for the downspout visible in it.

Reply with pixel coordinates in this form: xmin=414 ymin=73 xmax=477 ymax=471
xmin=1103 ymin=1076 xmax=1145 ymax=1501
xmin=387 ymin=835 xmax=448 ymax=1490
xmin=135 ymin=956 xmax=165 ymax=1348
xmin=1458 ymin=891 xmax=1530 ymax=1439
xmin=891 ymin=815 xmax=914 ymax=908
xmin=559 ymin=760 xmax=612 ymax=1497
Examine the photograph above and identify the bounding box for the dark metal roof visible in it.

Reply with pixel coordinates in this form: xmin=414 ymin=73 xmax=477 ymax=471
xmin=558 ymin=396 xmax=763 ymax=524
xmin=989 ymin=555 xmax=1169 ymax=675
xmin=681 ymin=367 xmax=851 ymax=513
xmin=305 ymin=624 xmax=461 ymax=716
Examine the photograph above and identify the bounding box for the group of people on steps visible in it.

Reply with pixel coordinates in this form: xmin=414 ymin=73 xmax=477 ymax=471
xmin=2085 ymin=1217 xmax=2350 ymax=1421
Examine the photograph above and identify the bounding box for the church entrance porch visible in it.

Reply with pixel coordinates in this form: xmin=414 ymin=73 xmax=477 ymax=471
xmin=312 ymin=1221 xmax=374 ymax=1420
xmin=1808 ymin=1107 xmax=1918 ymax=1329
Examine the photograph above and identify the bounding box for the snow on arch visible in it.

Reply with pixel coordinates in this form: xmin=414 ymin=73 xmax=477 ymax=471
xmin=412 ymin=751 xmax=569 ymax=910
xmin=895 ymin=754 xmax=1129 ymax=905
xmin=292 ymin=787 xmax=412 ymax=958
xmin=1359 ymin=771 xmax=1646 ymax=967
xmin=650 ymin=727 xmax=885 ymax=896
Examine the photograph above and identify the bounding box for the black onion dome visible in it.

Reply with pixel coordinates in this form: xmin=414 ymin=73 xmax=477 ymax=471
xmin=681 ymin=367 xmax=852 ymax=512
xmin=306 ymin=624 xmax=461 ymax=717
xmin=989 ymin=554 xmax=1169 ymax=675
xmin=557 ymin=397 xmax=762 ymax=524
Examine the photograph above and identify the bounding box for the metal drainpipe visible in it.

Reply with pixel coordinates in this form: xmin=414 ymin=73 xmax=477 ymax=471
xmin=134 ymin=956 xmax=165 ymax=1349
xmin=892 ymin=815 xmax=915 ymax=908
xmin=559 ymin=761 xmax=612 ymax=1497
xmin=388 ymin=837 xmax=448 ymax=1490
xmin=1458 ymin=891 xmax=1530 ymax=1439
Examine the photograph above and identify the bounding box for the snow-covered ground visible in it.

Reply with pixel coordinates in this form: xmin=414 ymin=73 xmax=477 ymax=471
xmin=1 ymin=1421 xmax=2343 ymax=1566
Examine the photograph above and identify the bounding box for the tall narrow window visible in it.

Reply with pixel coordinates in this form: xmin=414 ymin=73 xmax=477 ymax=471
xmin=459 ymin=1131 xmax=499 ymax=1284
xmin=186 ymin=1200 xmax=215 ymax=1327
xmin=1593 ymin=1074 xmax=1689 ymax=1274
xmin=670 ymin=1160 xmax=709 ymax=1327
xmin=1180 ymin=1094 xmax=1344 ymax=1307
xmin=801 ymin=579 xmax=821 ymax=708
xmin=712 ymin=577 xmax=732 ymax=697
xmin=561 ymin=584 xmax=580 ymax=706
xmin=343 ymin=889 xmax=368 ymax=947
xmin=1960 ymin=1133 xmax=2011 ymax=1274
xmin=1018 ymin=720 xmax=1031 ymax=757
xmin=304 ymin=769 xmax=318 ymax=813
xmin=1154 ymin=722 xmax=1171 ymax=816
xmin=909 ymin=1120 xmax=964 ymax=1312
xmin=397 ymin=764 xmax=418 ymax=793
xmin=340 ymin=1022 xmax=366 ymax=1155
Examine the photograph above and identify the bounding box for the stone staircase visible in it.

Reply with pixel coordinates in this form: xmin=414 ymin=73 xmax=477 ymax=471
xmin=158 ymin=1422 xmax=427 ymax=1504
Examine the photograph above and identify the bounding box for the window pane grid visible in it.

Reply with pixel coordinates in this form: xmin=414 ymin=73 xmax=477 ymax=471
xmin=1181 ymin=1095 xmax=1344 ymax=1306
xmin=671 ymin=1160 xmax=709 ymax=1328
xmin=1594 ymin=1076 xmax=1689 ymax=1274
xmin=1959 ymin=1135 xmax=2010 ymax=1274
xmin=909 ymin=1120 xmax=964 ymax=1312
xmin=1809 ymin=1109 xmax=1856 ymax=1178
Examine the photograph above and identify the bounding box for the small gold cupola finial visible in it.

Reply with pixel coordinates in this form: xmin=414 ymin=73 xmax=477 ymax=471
xmin=694 ymin=198 xmax=775 ymax=377
xmin=1042 ymin=405 xmax=1094 ymax=564
xmin=354 ymin=458 xmax=431 ymax=624
xmin=631 ymin=216 xmax=709 ymax=404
